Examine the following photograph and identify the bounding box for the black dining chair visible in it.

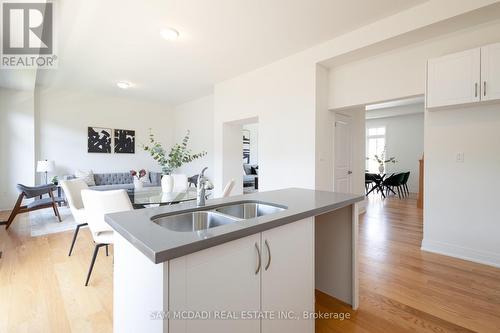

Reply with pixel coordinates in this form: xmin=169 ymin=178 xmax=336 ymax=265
xmin=401 ymin=172 xmax=410 ymax=197
xmin=365 ymin=173 xmax=375 ymax=194
xmin=382 ymin=173 xmax=406 ymax=199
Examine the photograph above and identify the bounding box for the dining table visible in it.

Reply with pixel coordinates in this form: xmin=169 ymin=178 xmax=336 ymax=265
xmin=366 ymin=173 xmax=386 ymax=198
xmin=127 ymin=187 xmax=204 ymax=208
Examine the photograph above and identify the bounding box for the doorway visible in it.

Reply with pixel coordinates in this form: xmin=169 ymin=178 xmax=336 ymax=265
xmin=364 ymin=96 xmax=424 ymax=200
xmin=217 ymin=116 xmax=259 ymax=197
xmin=242 ymin=123 xmax=259 ymax=194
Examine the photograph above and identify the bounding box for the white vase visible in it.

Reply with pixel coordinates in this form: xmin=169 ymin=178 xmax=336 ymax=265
xmin=133 ymin=178 xmax=143 ymax=189
xmin=161 ymin=174 xmax=174 ymax=193
xmin=378 ymin=164 xmax=385 ymax=174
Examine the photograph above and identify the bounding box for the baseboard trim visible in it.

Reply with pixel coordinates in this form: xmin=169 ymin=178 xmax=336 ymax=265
xmin=421 ymin=239 xmax=500 ymax=268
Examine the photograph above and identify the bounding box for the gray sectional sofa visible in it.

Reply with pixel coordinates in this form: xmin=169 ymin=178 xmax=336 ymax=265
xmin=243 ymin=164 xmax=258 ymax=188
xmin=65 ymin=172 xmax=162 ymax=191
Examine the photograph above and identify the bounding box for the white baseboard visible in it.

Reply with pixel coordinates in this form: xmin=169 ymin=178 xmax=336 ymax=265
xmin=421 ymin=239 xmax=500 ymax=268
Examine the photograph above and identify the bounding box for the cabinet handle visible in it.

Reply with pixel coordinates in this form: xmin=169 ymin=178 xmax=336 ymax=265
xmin=484 ymin=81 xmax=487 ymax=97
xmin=475 ymin=83 xmax=478 ymax=98
xmin=264 ymin=240 xmax=271 ymax=271
xmin=255 ymin=242 xmax=261 ymax=275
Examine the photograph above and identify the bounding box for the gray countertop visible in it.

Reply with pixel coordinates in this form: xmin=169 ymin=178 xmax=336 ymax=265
xmin=105 ymin=188 xmax=364 ymax=264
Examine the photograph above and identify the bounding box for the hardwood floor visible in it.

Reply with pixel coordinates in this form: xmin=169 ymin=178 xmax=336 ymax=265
xmin=0 ymin=210 xmax=113 ymax=333
xmin=317 ymin=195 xmax=500 ymax=333
xmin=1 ymin=195 xmax=500 ymax=332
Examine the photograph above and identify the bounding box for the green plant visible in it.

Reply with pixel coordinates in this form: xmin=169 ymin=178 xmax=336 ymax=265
xmin=143 ymin=130 xmax=206 ymax=175
xmin=372 ymin=149 xmax=397 ymax=166
xmin=51 ymin=176 xmax=58 ymax=184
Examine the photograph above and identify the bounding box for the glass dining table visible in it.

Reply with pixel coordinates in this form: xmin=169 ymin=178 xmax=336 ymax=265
xmin=127 ymin=186 xmax=202 ymax=208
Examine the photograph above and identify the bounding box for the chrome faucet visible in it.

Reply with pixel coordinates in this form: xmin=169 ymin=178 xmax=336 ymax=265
xmin=197 ymin=167 xmax=212 ymax=206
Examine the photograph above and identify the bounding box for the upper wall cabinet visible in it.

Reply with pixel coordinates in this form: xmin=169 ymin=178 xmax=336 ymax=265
xmin=481 ymin=43 xmax=500 ymax=101
xmin=426 ymin=48 xmax=481 ymax=108
xmin=426 ymin=42 xmax=500 ymax=109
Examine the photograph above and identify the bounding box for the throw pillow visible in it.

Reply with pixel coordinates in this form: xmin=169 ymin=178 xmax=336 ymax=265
xmin=75 ymin=169 xmax=96 ymax=186
xmin=140 ymin=170 xmax=151 ymax=183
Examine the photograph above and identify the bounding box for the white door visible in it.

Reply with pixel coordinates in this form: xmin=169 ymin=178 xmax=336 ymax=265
xmin=169 ymin=234 xmax=261 ymax=333
xmin=334 ymin=114 xmax=352 ymax=193
xmin=427 ymin=48 xmax=481 ymax=108
xmin=481 ymin=43 xmax=500 ymax=101
xmin=261 ymin=218 xmax=315 ymax=333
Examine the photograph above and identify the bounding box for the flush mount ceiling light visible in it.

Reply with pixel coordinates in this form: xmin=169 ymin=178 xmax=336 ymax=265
xmin=160 ymin=27 xmax=180 ymax=41
xmin=116 ymin=81 xmax=132 ymax=89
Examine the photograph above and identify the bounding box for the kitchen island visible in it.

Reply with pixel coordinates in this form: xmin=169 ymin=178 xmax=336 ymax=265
xmin=105 ymin=188 xmax=364 ymax=333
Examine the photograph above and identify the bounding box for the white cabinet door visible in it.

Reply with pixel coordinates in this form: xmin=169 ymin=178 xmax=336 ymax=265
xmin=261 ymin=218 xmax=315 ymax=333
xmin=427 ymin=48 xmax=481 ymax=108
xmin=481 ymin=43 xmax=500 ymax=101
xmin=169 ymin=234 xmax=261 ymax=333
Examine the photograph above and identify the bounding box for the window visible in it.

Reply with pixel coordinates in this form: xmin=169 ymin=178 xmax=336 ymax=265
xmin=366 ymin=127 xmax=386 ymax=173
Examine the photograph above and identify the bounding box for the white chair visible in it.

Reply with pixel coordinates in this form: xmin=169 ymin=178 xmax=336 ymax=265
xmin=81 ymin=189 xmax=133 ymax=286
xmin=172 ymin=174 xmax=188 ymax=192
xmin=222 ymin=179 xmax=235 ymax=198
xmin=60 ymin=179 xmax=89 ymax=256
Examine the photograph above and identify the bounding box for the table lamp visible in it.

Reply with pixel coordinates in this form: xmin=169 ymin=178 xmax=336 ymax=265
xmin=37 ymin=160 xmax=55 ymax=184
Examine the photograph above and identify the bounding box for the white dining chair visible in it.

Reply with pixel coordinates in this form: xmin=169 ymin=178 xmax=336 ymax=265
xmin=60 ymin=179 xmax=89 ymax=256
xmin=172 ymin=174 xmax=188 ymax=192
xmin=222 ymin=179 xmax=235 ymax=198
xmin=81 ymin=189 xmax=133 ymax=286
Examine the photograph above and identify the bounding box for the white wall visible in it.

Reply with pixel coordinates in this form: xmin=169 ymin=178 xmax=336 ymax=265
xmin=366 ymin=111 xmax=424 ymax=192
xmin=172 ymin=95 xmax=214 ymax=180
xmin=242 ymin=123 xmax=258 ymax=165
xmin=423 ymin=104 xmax=500 ymax=267
xmin=35 ymin=89 xmax=174 ymax=179
xmin=0 ymin=88 xmax=36 ymax=209
xmin=213 ymin=54 xmax=317 ymax=196
xmin=315 ymin=65 xmax=334 ymax=191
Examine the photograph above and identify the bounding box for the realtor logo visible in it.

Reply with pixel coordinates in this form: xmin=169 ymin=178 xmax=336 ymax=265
xmin=1 ymin=1 xmax=57 ymax=68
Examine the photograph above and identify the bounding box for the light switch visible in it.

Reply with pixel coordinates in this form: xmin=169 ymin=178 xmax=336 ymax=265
xmin=456 ymin=152 xmax=464 ymax=163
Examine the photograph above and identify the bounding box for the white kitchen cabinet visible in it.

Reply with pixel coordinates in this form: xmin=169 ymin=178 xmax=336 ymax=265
xmin=427 ymin=48 xmax=481 ymax=108
xmin=169 ymin=218 xmax=315 ymax=333
xmin=169 ymin=233 xmax=261 ymax=333
xmin=481 ymin=42 xmax=500 ymax=101
xmin=261 ymin=218 xmax=315 ymax=333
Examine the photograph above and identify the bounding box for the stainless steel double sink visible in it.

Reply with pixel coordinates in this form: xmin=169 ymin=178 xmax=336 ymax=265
xmin=152 ymin=202 xmax=286 ymax=232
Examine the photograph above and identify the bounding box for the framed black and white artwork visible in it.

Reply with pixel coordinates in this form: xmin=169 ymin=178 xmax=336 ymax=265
xmin=243 ymin=129 xmax=250 ymax=164
xmin=114 ymin=129 xmax=135 ymax=154
xmin=88 ymin=127 xmax=112 ymax=153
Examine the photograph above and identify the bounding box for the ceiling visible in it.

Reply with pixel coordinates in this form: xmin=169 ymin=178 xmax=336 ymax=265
xmin=366 ymin=96 xmax=425 ymax=119
xmin=29 ymin=0 xmax=428 ymax=105
xmin=365 ymin=96 xmax=425 ymax=111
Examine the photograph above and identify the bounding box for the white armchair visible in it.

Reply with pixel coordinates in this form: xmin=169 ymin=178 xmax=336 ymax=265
xmin=81 ymin=189 xmax=133 ymax=286
xmin=60 ymin=179 xmax=89 ymax=256
xmin=222 ymin=179 xmax=235 ymax=198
